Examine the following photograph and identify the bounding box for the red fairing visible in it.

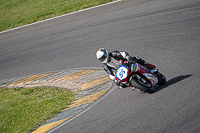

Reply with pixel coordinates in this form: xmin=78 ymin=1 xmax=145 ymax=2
xmin=135 ymin=64 xmax=150 ymax=74
xmin=134 ymin=64 xmax=156 ymax=87
xmin=115 ymin=61 xmax=158 ymax=88
xmin=146 ymin=63 xmax=156 ymax=70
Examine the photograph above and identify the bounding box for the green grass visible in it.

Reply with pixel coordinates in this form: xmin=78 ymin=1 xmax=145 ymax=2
xmin=0 ymin=87 xmax=75 ymax=133
xmin=0 ymin=0 xmax=113 ymax=32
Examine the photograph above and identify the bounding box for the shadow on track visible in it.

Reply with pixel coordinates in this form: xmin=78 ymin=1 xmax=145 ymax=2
xmin=155 ymin=74 xmax=193 ymax=92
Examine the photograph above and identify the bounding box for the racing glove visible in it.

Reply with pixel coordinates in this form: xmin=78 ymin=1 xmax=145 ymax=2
xmin=115 ymin=80 xmax=127 ymax=88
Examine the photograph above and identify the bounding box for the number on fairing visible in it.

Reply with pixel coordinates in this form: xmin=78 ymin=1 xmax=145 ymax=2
xmin=117 ymin=67 xmax=128 ymax=80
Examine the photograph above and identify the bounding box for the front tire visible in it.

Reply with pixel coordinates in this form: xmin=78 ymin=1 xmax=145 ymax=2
xmin=129 ymin=74 xmax=155 ymax=93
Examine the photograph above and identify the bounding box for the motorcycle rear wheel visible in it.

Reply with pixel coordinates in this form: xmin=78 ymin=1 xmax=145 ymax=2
xmin=155 ymin=72 xmax=166 ymax=86
xmin=129 ymin=74 xmax=155 ymax=93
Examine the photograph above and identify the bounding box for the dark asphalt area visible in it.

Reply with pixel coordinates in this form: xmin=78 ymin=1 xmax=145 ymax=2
xmin=0 ymin=0 xmax=200 ymax=132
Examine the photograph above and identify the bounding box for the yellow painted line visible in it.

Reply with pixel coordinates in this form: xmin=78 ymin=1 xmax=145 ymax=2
xmin=56 ymin=70 xmax=98 ymax=81
xmin=63 ymin=89 xmax=108 ymax=111
xmin=32 ymin=117 xmax=70 ymax=133
xmin=56 ymin=70 xmax=85 ymax=81
xmin=9 ymin=73 xmax=53 ymax=85
xmin=80 ymin=76 xmax=111 ymax=91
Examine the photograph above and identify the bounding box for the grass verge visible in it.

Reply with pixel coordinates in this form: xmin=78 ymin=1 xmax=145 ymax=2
xmin=0 ymin=87 xmax=75 ymax=133
xmin=0 ymin=0 xmax=113 ymax=32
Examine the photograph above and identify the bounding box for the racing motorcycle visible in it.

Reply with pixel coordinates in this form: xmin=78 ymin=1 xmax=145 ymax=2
xmin=115 ymin=60 xmax=166 ymax=93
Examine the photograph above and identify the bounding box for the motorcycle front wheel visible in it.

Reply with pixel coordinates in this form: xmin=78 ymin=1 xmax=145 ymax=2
xmin=129 ymin=74 xmax=155 ymax=93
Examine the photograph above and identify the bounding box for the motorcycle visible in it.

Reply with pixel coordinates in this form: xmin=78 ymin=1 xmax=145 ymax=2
xmin=115 ymin=60 xmax=166 ymax=93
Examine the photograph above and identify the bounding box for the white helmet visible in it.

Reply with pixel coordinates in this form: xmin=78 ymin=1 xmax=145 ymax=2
xmin=96 ymin=48 xmax=109 ymax=63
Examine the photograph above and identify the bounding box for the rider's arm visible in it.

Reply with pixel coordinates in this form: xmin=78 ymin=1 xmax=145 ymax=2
xmin=131 ymin=56 xmax=156 ymax=70
xmin=119 ymin=51 xmax=130 ymax=60
xmin=110 ymin=51 xmax=127 ymax=61
xmin=103 ymin=64 xmax=115 ymax=80
xmin=130 ymin=56 xmax=146 ymax=65
xmin=103 ymin=63 xmax=114 ymax=76
xmin=111 ymin=51 xmax=146 ymax=65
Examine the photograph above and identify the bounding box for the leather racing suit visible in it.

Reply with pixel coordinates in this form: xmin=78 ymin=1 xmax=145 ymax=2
xmin=103 ymin=51 xmax=155 ymax=88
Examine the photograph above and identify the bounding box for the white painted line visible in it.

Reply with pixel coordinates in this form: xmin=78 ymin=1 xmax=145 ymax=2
xmin=47 ymin=83 xmax=116 ymax=133
xmin=0 ymin=0 xmax=122 ymax=34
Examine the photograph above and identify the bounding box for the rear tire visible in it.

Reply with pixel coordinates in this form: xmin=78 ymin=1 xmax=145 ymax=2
xmin=155 ymin=72 xmax=166 ymax=86
xmin=129 ymin=75 xmax=155 ymax=93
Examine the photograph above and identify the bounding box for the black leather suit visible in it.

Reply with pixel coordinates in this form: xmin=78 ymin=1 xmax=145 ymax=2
xmin=103 ymin=51 xmax=146 ymax=77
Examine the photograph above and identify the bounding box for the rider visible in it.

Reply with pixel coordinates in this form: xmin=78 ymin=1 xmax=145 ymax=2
xmin=96 ymin=48 xmax=158 ymax=89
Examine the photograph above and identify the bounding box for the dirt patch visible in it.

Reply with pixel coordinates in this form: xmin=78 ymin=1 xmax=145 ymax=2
xmin=7 ymin=80 xmax=80 ymax=93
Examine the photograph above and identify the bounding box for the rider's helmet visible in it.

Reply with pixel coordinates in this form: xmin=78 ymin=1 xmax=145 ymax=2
xmin=96 ymin=48 xmax=109 ymax=63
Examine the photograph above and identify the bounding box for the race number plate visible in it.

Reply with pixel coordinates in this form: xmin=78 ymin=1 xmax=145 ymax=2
xmin=116 ymin=67 xmax=128 ymax=81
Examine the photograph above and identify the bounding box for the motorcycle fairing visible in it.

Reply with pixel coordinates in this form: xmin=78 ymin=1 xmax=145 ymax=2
xmin=131 ymin=63 xmax=138 ymax=72
xmin=143 ymin=73 xmax=158 ymax=87
xmin=132 ymin=63 xmax=158 ymax=87
xmin=143 ymin=73 xmax=158 ymax=83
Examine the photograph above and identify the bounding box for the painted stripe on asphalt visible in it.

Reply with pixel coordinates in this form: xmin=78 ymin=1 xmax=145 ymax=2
xmin=56 ymin=70 xmax=98 ymax=81
xmin=47 ymin=83 xmax=116 ymax=133
xmin=65 ymin=89 xmax=108 ymax=110
xmin=32 ymin=89 xmax=110 ymax=133
xmin=9 ymin=73 xmax=53 ymax=85
xmin=32 ymin=118 xmax=70 ymax=133
xmin=0 ymin=68 xmax=113 ymax=133
xmin=80 ymin=75 xmax=110 ymax=90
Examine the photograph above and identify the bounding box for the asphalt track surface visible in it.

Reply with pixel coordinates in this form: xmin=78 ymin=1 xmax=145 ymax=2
xmin=0 ymin=0 xmax=200 ymax=132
